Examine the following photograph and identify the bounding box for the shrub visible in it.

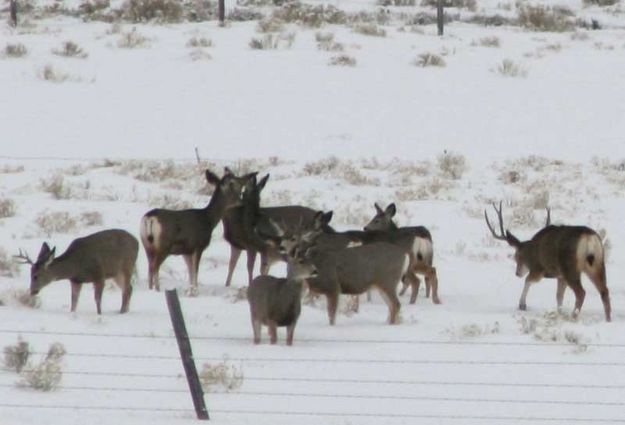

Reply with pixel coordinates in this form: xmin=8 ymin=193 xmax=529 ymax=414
xmin=582 ymin=0 xmax=617 ymax=6
xmin=272 ymin=2 xmax=347 ymax=27
xmin=39 ymin=65 xmax=70 ymax=83
xmin=316 ymin=32 xmax=343 ymax=51
xmin=413 ymin=52 xmax=446 ymax=67
xmin=19 ymin=343 xmax=66 ymax=391
xmin=437 ymin=151 xmax=467 ymax=179
xmin=422 ymin=0 xmax=476 ymax=10
xmin=303 ymin=157 xmax=340 ymax=175
xmin=186 ymin=36 xmax=212 ymax=48
xmin=199 ymin=359 xmax=243 ymax=392
xmin=329 ymin=54 xmax=356 ymax=66
xmin=80 ymin=211 xmax=103 ymax=226
xmin=0 ymin=289 xmax=40 ymax=308
xmin=35 ymin=211 xmax=77 ymax=236
xmin=0 ymin=165 xmax=25 ymax=174
xmin=227 ymin=7 xmax=264 ymax=21
xmin=52 ymin=41 xmax=88 ymax=58
xmin=256 ymin=17 xmax=284 ymax=33
xmin=249 ymin=33 xmax=295 ymax=50
xmin=122 ymin=0 xmax=183 ymax=22
xmin=40 ymin=174 xmax=70 ymax=199
xmin=478 ymin=36 xmax=500 ymax=47
xmin=3 ymin=339 xmax=31 ymax=373
xmin=353 ymin=23 xmax=386 ymax=37
xmin=0 ymin=198 xmax=16 ymax=218
xmin=377 ymin=0 xmax=416 ymax=6
xmin=497 ymin=59 xmax=527 ymax=77
xmin=517 ymin=5 xmax=574 ymax=32
xmin=117 ymin=28 xmax=149 ymax=48
xmin=2 ymin=43 xmax=28 ymax=58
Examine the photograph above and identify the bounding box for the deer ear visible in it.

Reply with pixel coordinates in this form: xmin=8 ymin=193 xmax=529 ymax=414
xmin=205 ymin=170 xmax=220 ymax=186
xmin=258 ymin=174 xmax=269 ymax=190
xmin=385 ymin=203 xmax=397 ymax=217
xmin=505 ymin=231 xmax=521 ymax=247
xmin=322 ymin=211 xmax=333 ymax=224
xmin=374 ymin=203 xmax=383 ymax=214
xmin=223 ymin=166 xmax=233 ymax=176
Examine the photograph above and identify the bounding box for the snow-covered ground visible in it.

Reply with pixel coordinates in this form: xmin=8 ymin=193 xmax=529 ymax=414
xmin=1 ymin=0 xmax=625 ymax=423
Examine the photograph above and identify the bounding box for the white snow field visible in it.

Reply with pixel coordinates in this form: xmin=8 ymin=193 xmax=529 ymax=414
xmin=1 ymin=0 xmax=625 ymax=424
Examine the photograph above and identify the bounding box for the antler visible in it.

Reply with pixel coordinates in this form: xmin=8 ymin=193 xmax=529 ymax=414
xmin=484 ymin=201 xmax=508 ymax=241
xmin=13 ymin=249 xmax=34 ymax=265
xmin=545 ymin=207 xmax=551 ymax=227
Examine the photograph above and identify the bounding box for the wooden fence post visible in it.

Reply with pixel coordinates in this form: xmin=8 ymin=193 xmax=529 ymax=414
xmin=437 ymin=0 xmax=444 ymax=36
xmin=10 ymin=0 xmax=18 ymax=27
xmin=166 ymin=289 xmax=209 ymax=420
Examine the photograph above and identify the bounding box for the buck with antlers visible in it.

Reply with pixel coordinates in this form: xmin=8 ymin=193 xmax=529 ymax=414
xmin=140 ymin=168 xmax=255 ymax=293
xmin=15 ymin=229 xmax=138 ymax=314
xmin=485 ymin=202 xmax=611 ymax=322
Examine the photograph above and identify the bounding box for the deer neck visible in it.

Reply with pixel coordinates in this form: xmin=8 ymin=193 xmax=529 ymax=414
xmin=203 ymin=188 xmax=231 ymax=228
xmin=46 ymin=254 xmax=78 ymax=282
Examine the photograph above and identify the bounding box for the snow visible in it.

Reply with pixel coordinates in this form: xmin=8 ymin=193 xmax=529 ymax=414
xmin=1 ymin=0 xmax=625 ymax=424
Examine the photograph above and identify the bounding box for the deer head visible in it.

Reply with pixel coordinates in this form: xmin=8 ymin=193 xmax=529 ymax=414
xmin=364 ymin=203 xmax=397 ymax=231
xmin=207 ymin=167 xmax=257 ymax=210
xmin=485 ymin=202 xmax=551 ymax=278
xmin=15 ymin=243 xmax=57 ymax=295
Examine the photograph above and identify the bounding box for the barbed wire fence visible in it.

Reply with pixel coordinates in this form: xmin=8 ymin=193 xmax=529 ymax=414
xmin=2 ymin=322 xmax=625 ymax=423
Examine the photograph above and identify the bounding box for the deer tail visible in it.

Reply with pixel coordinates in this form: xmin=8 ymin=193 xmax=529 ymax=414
xmin=577 ymin=232 xmax=604 ymax=272
xmin=412 ymin=237 xmax=433 ymax=266
xmin=140 ymin=215 xmax=161 ymax=249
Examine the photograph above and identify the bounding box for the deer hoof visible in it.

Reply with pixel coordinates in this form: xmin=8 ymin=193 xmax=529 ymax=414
xmin=519 ymin=303 xmax=527 ymax=311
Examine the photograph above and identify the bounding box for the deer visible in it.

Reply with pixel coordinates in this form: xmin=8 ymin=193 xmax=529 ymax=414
xmin=247 ymin=238 xmax=318 ymax=346
xmin=362 ymin=203 xmax=439 ymax=304
xmin=14 ymin=229 xmax=138 ymax=314
xmin=140 ymin=168 xmax=254 ymax=293
xmin=222 ymin=189 xmax=320 ymax=287
xmin=485 ymin=202 xmax=611 ymax=322
xmin=289 ymin=211 xmax=411 ymax=325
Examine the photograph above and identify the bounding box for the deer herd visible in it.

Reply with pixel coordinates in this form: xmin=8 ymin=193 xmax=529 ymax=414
xmin=13 ymin=167 xmax=612 ymax=345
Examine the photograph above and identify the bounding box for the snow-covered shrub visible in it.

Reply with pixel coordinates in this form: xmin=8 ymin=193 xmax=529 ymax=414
xmin=496 ymin=59 xmax=527 ymax=77
xmin=52 ymin=41 xmax=88 ymax=58
xmin=39 ymin=64 xmax=70 ymax=83
xmin=315 ymin=32 xmax=344 ymax=51
xmin=40 ymin=174 xmax=70 ymax=199
xmin=478 ymin=36 xmax=500 ymax=47
xmin=117 ymin=28 xmax=150 ymax=48
xmin=582 ymin=0 xmax=617 ymax=6
xmin=353 ymin=23 xmax=386 ymax=37
xmin=19 ymin=342 xmax=66 ymax=391
xmin=377 ymin=0 xmax=416 ymax=6
xmin=227 ymin=7 xmax=264 ymax=21
xmin=0 ymin=198 xmax=16 ymax=218
xmin=256 ymin=17 xmax=284 ymax=33
xmin=36 ymin=211 xmax=78 ymax=236
xmin=422 ymin=0 xmax=476 ymax=11
xmin=122 ymin=0 xmax=183 ymax=22
xmin=186 ymin=36 xmax=212 ymax=48
xmin=249 ymin=32 xmax=295 ymax=49
xmin=437 ymin=151 xmax=467 ymax=179
xmin=3 ymin=339 xmax=31 ymax=373
xmin=199 ymin=359 xmax=243 ymax=392
xmin=0 ymin=289 xmax=41 ymax=309
xmin=0 ymin=165 xmax=25 ymax=174
xmin=2 ymin=43 xmax=28 ymax=58
xmin=80 ymin=211 xmax=104 ymax=227
xmin=413 ymin=52 xmax=446 ymax=67
xmin=329 ymin=54 xmax=356 ymax=66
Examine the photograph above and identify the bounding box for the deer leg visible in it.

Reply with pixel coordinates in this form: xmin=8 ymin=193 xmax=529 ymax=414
xmin=568 ymin=279 xmax=586 ymax=319
xmin=286 ymin=324 xmax=296 ymax=346
xmin=427 ymin=267 xmax=441 ymax=305
xmin=93 ymin=281 xmax=104 ymax=315
xmin=70 ymin=281 xmax=82 ymax=313
xmin=326 ymin=291 xmax=339 ymax=326
xmin=268 ymin=322 xmax=278 ymax=344
xmin=353 ymin=295 xmax=360 ymax=313
xmin=246 ymin=250 xmax=257 ymax=286
xmin=403 ymin=271 xmax=420 ymax=304
xmin=377 ymin=285 xmax=401 ymax=325
xmin=251 ymin=317 xmax=262 ymax=344
xmin=148 ymin=253 xmax=165 ymax=292
xmin=587 ymin=263 xmax=611 ymax=322
xmin=556 ymin=278 xmax=566 ymax=312
xmin=225 ymin=246 xmax=242 ymax=287
xmin=116 ymin=272 xmax=132 ymax=314
xmin=519 ymin=273 xmax=542 ymax=311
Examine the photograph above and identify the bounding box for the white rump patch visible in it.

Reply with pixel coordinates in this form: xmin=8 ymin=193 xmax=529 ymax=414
xmin=412 ymin=237 xmax=433 ymax=264
xmin=140 ymin=215 xmax=162 ymax=249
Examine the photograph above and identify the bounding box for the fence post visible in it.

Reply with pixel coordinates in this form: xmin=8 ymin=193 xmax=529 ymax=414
xmin=437 ymin=0 xmax=444 ymax=36
xmin=166 ymin=289 xmax=209 ymax=420
xmin=218 ymin=0 xmax=225 ymax=25
xmin=10 ymin=0 xmax=18 ymax=27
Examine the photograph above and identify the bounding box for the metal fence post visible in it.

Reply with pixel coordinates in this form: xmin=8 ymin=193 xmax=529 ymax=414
xmin=437 ymin=0 xmax=444 ymax=36
xmin=166 ymin=289 xmax=209 ymax=420
xmin=10 ymin=0 xmax=18 ymax=27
